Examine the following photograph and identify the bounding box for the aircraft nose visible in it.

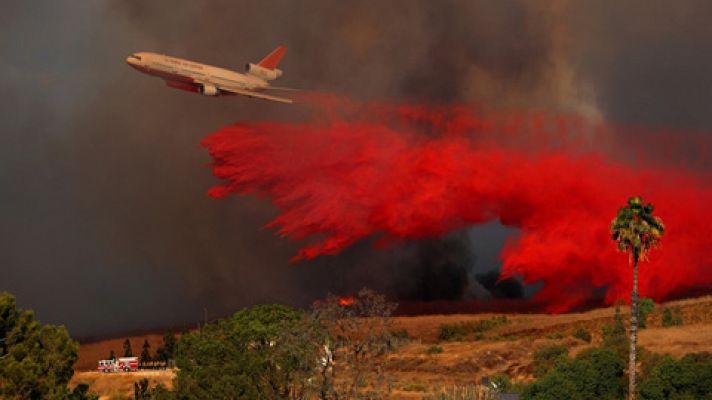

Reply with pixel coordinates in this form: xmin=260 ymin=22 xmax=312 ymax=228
xmin=126 ymin=56 xmax=136 ymax=65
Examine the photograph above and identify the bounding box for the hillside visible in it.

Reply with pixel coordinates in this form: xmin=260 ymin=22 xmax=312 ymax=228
xmin=71 ymin=295 xmax=712 ymax=399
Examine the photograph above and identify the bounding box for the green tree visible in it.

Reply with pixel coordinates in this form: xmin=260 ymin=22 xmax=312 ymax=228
xmin=611 ymin=196 xmax=665 ymax=400
xmin=173 ymin=304 xmax=323 ymax=399
xmin=156 ymin=332 xmax=177 ymax=362
xmin=140 ymin=339 xmax=151 ymax=362
xmin=523 ymin=348 xmax=626 ymax=400
xmin=638 ymin=298 xmax=655 ymax=329
xmin=0 ymin=292 xmax=84 ymax=399
xmin=107 ymin=349 xmax=115 ymax=360
xmin=638 ymin=353 xmax=712 ymax=399
xmin=123 ymin=338 xmax=133 ymax=357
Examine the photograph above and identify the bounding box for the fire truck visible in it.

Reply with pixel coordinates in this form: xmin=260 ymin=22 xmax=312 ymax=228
xmin=97 ymin=357 xmax=139 ymax=373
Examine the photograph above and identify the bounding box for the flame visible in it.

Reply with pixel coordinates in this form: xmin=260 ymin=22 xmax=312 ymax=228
xmin=338 ymin=295 xmax=355 ymax=307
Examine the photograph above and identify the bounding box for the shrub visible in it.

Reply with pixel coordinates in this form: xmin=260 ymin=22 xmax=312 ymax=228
xmin=388 ymin=328 xmax=411 ymax=349
xmin=391 ymin=328 xmax=410 ymax=340
xmin=532 ymin=345 xmax=569 ymax=378
xmin=662 ymin=306 xmax=683 ymax=327
xmin=638 ymin=298 xmax=655 ymax=328
xmin=490 ymin=374 xmax=512 ymax=392
xmin=572 ymin=328 xmax=592 ymax=343
xmin=602 ymin=305 xmax=628 ymax=358
xmin=427 ymin=345 xmax=444 ymax=354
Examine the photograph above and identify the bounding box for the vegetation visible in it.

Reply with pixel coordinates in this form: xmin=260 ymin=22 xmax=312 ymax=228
xmin=611 ymin=195 xmax=665 ymax=399
xmin=164 ymin=288 xmax=398 ymax=399
xmin=140 ymin=339 xmax=151 ymax=362
xmin=544 ymin=332 xmax=565 ymax=340
xmin=123 ymin=338 xmax=133 ymax=357
xmin=602 ymin=305 xmax=629 ymax=359
xmin=311 ymin=288 xmax=398 ymax=399
xmin=155 ymin=332 xmax=177 ymax=362
xmin=427 ymin=345 xmax=444 ymax=354
xmin=572 ymin=328 xmax=592 ymax=343
xmin=133 ymin=378 xmax=171 ymax=400
xmin=638 ymin=298 xmax=655 ymax=329
xmin=401 ymin=382 xmax=428 ymax=392
xmin=438 ymin=315 xmax=510 ymax=341
xmin=661 ymin=307 xmax=683 ymax=327
xmin=107 ymin=349 xmax=115 ymax=360
xmin=532 ymin=345 xmax=569 ymax=378
xmin=638 ymin=352 xmax=712 ymax=399
xmin=172 ymin=304 xmax=321 ymax=399
xmin=523 ymin=348 xmax=626 ymax=400
xmin=0 ymin=291 xmax=97 ymax=400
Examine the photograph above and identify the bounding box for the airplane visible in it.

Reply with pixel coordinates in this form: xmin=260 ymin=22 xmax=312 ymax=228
xmin=126 ymin=46 xmax=295 ymax=104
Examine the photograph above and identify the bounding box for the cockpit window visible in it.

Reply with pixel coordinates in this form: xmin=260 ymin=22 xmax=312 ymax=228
xmin=131 ymin=54 xmax=142 ymax=60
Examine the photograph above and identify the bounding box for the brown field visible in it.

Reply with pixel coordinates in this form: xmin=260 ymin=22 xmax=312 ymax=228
xmin=71 ymin=295 xmax=712 ymax=399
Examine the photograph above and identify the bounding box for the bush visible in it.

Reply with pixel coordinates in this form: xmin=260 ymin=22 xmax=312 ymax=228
xmin=427 ymin=345 xmax=444 ymax=354
xmin=661 ymin=306 xmax=683 ymax=327
xmin=133 ymin=379 xmax=172 ymax=400
xmin=572 ymin=328 xmax=592 ymax=343
xmin=438 ymin=315 xmax=510 ymax=341
xmin=391 ymin=328 xmax=410 ymax=340
xmin=638 ymin=352 xmax=712 ymax=399
xmin=490 ymin=374 xmax=512 ymax=392
xmin=602 ymin=305 xmax=628 ymax=358
xmin=532 ymin=345 xmax=569 ymax=377
xmin=638 ymin=298 xmax=655 ymax=329
xmin=523 ymin=348 xmax=625 ymax=400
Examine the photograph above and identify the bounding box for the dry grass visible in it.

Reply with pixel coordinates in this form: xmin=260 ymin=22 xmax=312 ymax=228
xmin=70 ymin=370 xmax=173 ymax=400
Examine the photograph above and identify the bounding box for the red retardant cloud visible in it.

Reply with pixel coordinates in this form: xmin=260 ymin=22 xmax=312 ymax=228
xmin=201 ymin=100 xmax=712 ymax=311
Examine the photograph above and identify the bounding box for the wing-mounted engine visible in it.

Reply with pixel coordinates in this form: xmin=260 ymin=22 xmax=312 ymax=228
xmin=245 ymin=63 xmax=283 ymax=81
xmin=198 ymin=83 xmax=219 ymax=96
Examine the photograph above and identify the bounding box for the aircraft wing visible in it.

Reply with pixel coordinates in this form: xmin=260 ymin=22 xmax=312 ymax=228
xmin=219 ymin=85 xmax=293 ymax=104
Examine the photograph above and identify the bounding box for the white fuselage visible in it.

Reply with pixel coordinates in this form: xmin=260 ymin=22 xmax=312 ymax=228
xmin=126 ymin=52 xmax=268 ymax=93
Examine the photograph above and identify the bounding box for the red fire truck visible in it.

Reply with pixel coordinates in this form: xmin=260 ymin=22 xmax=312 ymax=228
xmin=97 ymin=357 xmax=139 ymax=373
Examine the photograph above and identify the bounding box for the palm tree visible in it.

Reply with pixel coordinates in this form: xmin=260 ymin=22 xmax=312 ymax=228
xmin=611 ymin=196 xmax=664 ymax=400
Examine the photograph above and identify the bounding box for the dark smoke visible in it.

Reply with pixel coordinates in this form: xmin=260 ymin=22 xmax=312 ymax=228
xmin=1 ymin=0 xmax=711 ymax=336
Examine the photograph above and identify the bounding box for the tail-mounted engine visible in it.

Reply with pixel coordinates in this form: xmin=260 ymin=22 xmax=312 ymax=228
xmin=245 ymin=63 xmax=283 ymax=81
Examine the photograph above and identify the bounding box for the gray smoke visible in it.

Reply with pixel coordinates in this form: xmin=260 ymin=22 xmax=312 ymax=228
xmin=1 ymin=0 xmax=710 ymax=337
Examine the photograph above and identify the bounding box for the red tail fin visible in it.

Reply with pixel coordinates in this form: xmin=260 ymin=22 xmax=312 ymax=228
xmin=258 ymin=46 xmax=287 ymax=70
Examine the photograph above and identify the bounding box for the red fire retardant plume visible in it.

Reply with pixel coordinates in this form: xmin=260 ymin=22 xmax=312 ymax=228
xmin=201 ymin=99 xmax=712 ymax=311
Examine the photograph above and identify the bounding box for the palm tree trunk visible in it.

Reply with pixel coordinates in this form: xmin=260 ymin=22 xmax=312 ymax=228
xmin=629 ymin=255 xmax=639 ymax=400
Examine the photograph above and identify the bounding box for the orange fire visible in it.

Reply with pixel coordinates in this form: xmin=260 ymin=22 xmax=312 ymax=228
xmin=338 ymin=295 xmax=355 ymax=307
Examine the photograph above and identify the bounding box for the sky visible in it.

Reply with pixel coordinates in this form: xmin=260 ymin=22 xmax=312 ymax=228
xmin=1 ymin=0 xmax=711 ymax=338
